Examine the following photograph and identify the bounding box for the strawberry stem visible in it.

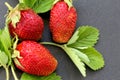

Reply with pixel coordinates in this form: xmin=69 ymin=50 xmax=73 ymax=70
xmin=41 ymin=42 xmax=75 ymax=55
xmin=4 ymin=66 xmax=9 ymax=80
xmin=11 ymin=64 xmax=19 ymax=80
xmin=40 ymin=42 xmax=63 ymax=48
xmin=5 ymin=2 xmax=13 ymax=11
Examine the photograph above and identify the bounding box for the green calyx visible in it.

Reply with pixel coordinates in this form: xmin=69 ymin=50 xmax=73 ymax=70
xmin=13 ymin=58 xmax=24 ymax=69
xmin=12 ymin=35 xmax=25 ymax=70
xmin=12 ymin=35 xmax=22 ymax=59
xmin=5 ymin=2 xmax=28 ymax=28
xmin=53 ymin=0 xmax=73 ymax=10
xmin=64 ymin=0 xmax=73 ymax=9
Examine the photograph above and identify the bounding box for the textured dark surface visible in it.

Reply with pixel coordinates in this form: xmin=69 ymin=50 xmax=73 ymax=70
xmin=0 ymin=0 xmax=120 ymax=80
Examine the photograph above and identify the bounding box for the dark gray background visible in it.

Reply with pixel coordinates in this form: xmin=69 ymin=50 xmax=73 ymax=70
xmin=0 ymin=0 xmax=120 ymax=80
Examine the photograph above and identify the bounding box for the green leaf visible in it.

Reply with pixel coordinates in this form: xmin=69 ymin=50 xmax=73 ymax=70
xmin=0 ymin=50 xmax=8 ymax=67
xmin=62 ymin=45 xmax=86 ymax=77
xmin=67 ymin=26 xmax=99 ymax=47
xmin=0 ymin=40 xmax=4 ymax=51
xmin=67 ymin=28 xmax=79 ymax=45
xmin=71 ymin=48 xmax=90 ymax=63
xmin=0 ymin=29 xmax=2 ymax=34
xmin=32 ymin=0 xmax=55 ymax=13
xmin=20 ymin=72 xmax=62 ymax=80
xmin=22 ymin=0 xmax=37 ymax=8
xmin=0 ymin=26 xmax=11 ymax=47
xmin=20 ymin=0 xmax=55 ymax=13
xmin=80 ymin=47 xmax=105 ymax=70
xmin=0 ymin=26 xmax=12 ymax=65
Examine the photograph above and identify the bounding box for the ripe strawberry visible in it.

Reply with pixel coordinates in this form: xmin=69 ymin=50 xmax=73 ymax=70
xmin=50 ymin=0 xmax=77 ymax=43
xmin=6 ymin=4 xmax=44 ymax=41
xmin=14 ymin=41 xmax=58 ymax=76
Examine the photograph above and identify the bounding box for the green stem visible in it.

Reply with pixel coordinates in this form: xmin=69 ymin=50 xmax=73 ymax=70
xmin=60 ymin=45 xmax=72 ymax=59
xmin=40 ymin=42 xmax=71 ymax=54
xmin=11 ymin=65 xmax=19 ymax=80
xmin=5 ymin=2 xmax=13 ymax=10
xmin=41 ymin=42 xmax=74 ymax=62
xmin=4 ymin=66 xmax=9 ymax=80
xmin=40 ymin=42 xmax=63 ymax=48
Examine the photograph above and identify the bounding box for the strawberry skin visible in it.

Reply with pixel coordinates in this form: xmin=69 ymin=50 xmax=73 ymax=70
xmin=8 ymin=9 xmax=44 ymax=41
xmin=50 ymin=1 xmax=77 ymax=43
xmin=14 ymin=41 xmax=58 ymax=76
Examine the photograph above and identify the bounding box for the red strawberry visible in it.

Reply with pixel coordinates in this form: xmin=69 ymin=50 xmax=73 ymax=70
xmin=50 ymin=0 xmax=77 ymax=43
xmin=6 ymin=4 xmax=44 ymax=41
xmin=14 ymin=41 xmax=58 ymax=76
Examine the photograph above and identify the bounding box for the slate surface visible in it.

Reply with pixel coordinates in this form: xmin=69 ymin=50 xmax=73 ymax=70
xmin=0 ymin=0 xmax=120 ymax=80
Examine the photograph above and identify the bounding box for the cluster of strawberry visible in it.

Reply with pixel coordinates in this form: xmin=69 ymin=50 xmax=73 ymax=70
xmin=6 ymin=0 xmax=77 ymax=76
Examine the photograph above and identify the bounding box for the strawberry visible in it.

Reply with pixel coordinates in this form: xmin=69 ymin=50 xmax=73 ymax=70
xmin=14 ymin=41 xmax=58 ymax=76
xmin=6 ymin=3 xmax=44 ymax=41
xmin=49 ymin=0 xmax=77 ymax=43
